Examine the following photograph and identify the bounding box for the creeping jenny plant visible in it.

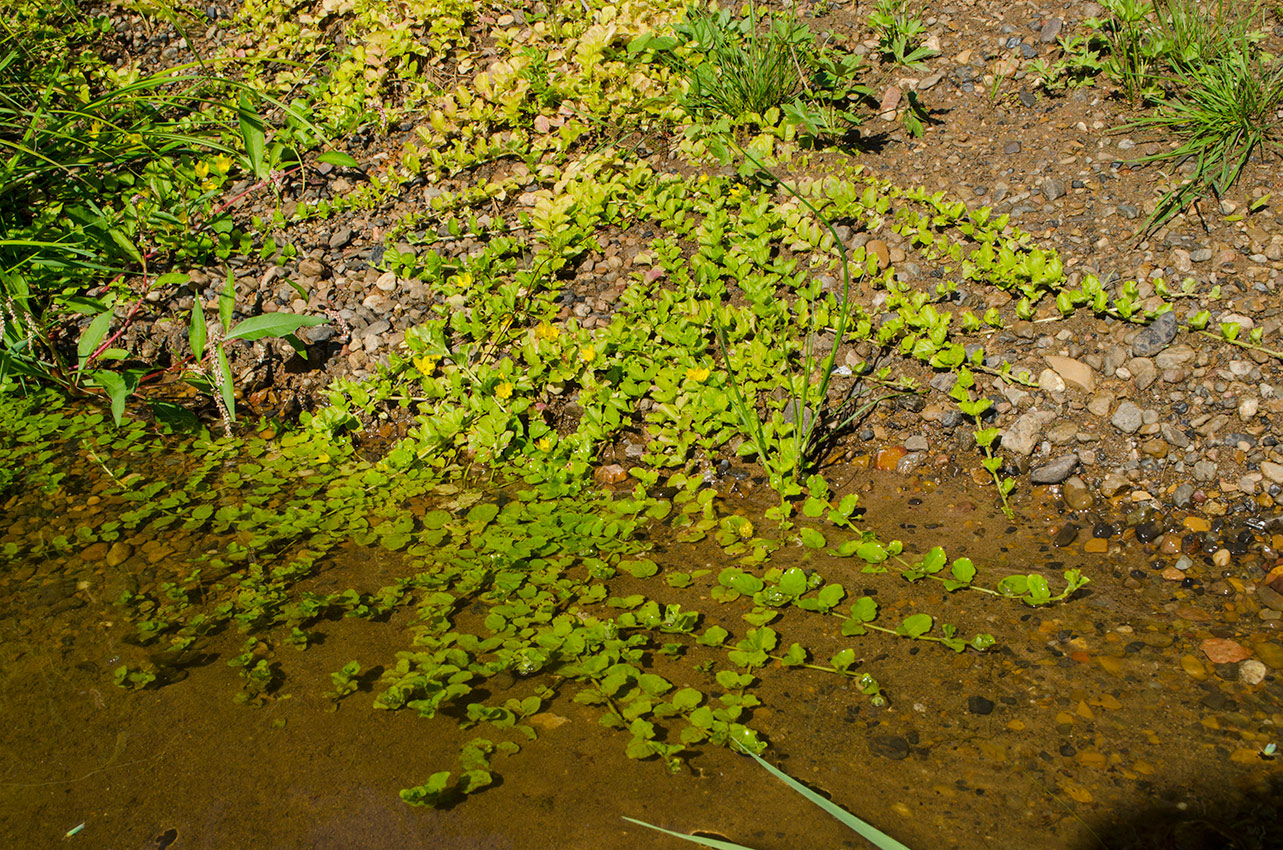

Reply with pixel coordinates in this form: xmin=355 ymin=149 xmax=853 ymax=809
xmin=43 ymin=0 xmax=1283 ymax=820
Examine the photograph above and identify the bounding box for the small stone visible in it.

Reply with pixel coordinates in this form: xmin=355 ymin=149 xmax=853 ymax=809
xmin=1084 ymin=538 xmax=1109 ymax=553
xmin=1002 ymin=409 xmax=1056 ymax=456
xmin=1031 ymin=455 xmax=1078 ymax=484
xmin=1193 ymin=460 xmax=1217 ymax=482
xmin=328 ymin=227 xmax=353 ymax=250
xmin=375 ymin=271 xmax=398 ymax=291
xmin=1039 ymin=17 xmax=1063 ymax=42
xmin=1054 ymin=524 xmax=1080 ymax=547
xmin=1183 ymin=516 xmax=1211 ymax=532
xmin=1262 ymin=462 xmax=1283 ymax=485
xmin=1099 ymin=474 xmax=1129 ymax=497
xmin=875 ymin=446 xmax=907 ymax=470
xmin=1044 ymin=355 xmax=1095 ymax=392
xmin=869 ymin=735 xmax=910 ymax=760
xmin=967 ymin=695 xmax=995 ymax=715
xmin=1155 ymin=344 xmax=1196 ymax=370
xmin=1161 ymin=566 xmax=1186 ymax=581
xmin=1038 ymin=368 xmax=1066 ymax=393
xmin=867 ymin=239 xmax=891 ymax=269
xmin=1126 ymin=357 xmax=1157 ymax=390
xmin=1140 ymin=438 xmax=1168 ymax=458
xmin=1239 ymin=398 xmax=1259 ymax=420
xmin=1239 ymin=659 xmax=1267 ymax=685
xmin=1131 ymin=311 xmax=1179 ymax=356
xmin=1063 ymin=476 xmax=1094 ymax=510
xmin=1180 ymin=654 xmax=1206 ymax=678
xmin=1201 ymin=637 xmax=1251 ymax=664
xmin=1004 ymin=140 xmax=1022 ymax=154
xmin=1042 ymin=178 xmax=1067 ymax=201
xmin=904 ymin=435 xmax=929 ymax=452
xmin=298 ymin=258 xmax=327 ymax=278
xmin=1254 ymin=642 xmax=1283 ymax=670
xmin=105 ymin=541 xmax=132 ymax=567
xmin=1086 ymin=393 xmax=1113 ymax=417
xmin=1110 ymin=401 xmax=1143 ymax=434
xmin=593 ymin=463 xmax=628 ymax=485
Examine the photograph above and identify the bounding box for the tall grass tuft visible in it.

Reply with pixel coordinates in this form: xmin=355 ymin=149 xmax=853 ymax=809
xmin=1131 ymin=36 xmax=1283 ymax=232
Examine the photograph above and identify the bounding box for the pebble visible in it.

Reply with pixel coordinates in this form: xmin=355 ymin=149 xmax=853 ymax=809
xmin=1201 ymin=637 xmax=1251 ymax=664
xmin=967 ymin=695 xmax=995 ymax=715
xmin=1043 ymin=355 xmax=1095 ymax=392
xmin=1130 ymin=310 xmax=1178 ymax=357
xmin=1030 ymin=455 xmax=1077 ymax=484
xmin=1110 ymin=401 xmax=1143 ymax=434
xmin=106 ymin=541 xmax=132 ymax=567
xmin=875 ymin=446 xmax=907 ymax=470
xmin=1254 ymin=642 xmax=1283 ymax=669
xmin=1002 ymin=410 xmax=1055 ymax=456
xmin=1062 ymin=476 xmax=1094 ymax=510
xmin=328 ymin=227 xmax=353 ymax=249
xmin=1239 ymin=659 xmax=1267 ymax=685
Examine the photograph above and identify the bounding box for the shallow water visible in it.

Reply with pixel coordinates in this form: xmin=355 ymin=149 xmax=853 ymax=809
xmin=3 ymin=431 xmax=1283 ymax=850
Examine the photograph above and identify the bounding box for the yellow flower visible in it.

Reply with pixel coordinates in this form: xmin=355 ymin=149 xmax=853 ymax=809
xmin=535 ymin=322 xmax=559 ymax=342
xmin=535 ymin=436 xmax=553 ymax=452
xmin=579 ymin=344 xmax=596 ymax=364
xmin=737 ymin=519 xmax=754 ymax=540
xmin=413 ymin=356 xmax=437 ymax=375
xmin=686 ymin=366 xmax=711 ymax=382
xmin=194 ymin=160 xmax=210 ymax=179
xmin=698 ymin=173 xmax=709 ymax=184
xmin=495 ymin=380 xmax=513 ymax=400
xmin=212 ymin=154 xmax=233 ymax=174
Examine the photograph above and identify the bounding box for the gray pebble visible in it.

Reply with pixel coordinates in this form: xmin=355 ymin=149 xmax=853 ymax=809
xmin=1131 ymin=310 xmax=1178 ymax=356
xmin=1110 ymin=400 xmax=1143 ymax=434
xmin=329 ymin=227 xmax=354 ymax=250
xmin=1042 ymin=178 xmax=1066 ymax=201
xmin=1039 ymin=17 xmax=1063 ymax=42
xmin=1031 ymin=455 xmax=1078 ymax=484
xmin=1193 ymin=459 xmax=1218 ymax=481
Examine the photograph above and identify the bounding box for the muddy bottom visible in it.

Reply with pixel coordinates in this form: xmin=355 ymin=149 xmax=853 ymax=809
xmin=3 ymin=459 xmax=1283 ymax=850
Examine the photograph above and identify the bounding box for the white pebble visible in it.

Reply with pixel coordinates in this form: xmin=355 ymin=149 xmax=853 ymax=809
xmin=1240 ymin=659 xmax=1267 ymax=685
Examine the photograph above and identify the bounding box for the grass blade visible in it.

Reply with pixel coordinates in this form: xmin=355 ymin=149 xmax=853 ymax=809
xmin=621 ymin=817 xmax=757 ymax=850
xmin=740 ymin=747 xmax=915 ymax=850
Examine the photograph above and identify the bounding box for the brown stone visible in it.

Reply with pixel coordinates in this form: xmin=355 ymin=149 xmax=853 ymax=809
xmin=866 ymin=239 xmax=891 ymax=270
xmin=875 ymin=446 xmax=906 ymax=470
xmin=1201 ymin=637 xmax=1251 ymax=664
xmin=593 ymin=464 xmax=628 ymax=485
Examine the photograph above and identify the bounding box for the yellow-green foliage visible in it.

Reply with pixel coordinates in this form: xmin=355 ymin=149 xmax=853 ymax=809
xmin=234 ymin=0 xmax=474 ymax=129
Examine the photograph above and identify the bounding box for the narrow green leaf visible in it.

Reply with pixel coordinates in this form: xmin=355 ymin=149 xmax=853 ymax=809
xmin=225 ymin=312 xmax=326 ymax=342
xmin=190 ymin=305 xmax=207 ymax=361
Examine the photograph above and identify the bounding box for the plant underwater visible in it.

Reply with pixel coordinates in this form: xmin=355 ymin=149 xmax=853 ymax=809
xmin=7 ymin=0 xmax=1283 ymax=824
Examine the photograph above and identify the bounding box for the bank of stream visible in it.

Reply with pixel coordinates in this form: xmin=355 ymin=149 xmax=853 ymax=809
xmin=3 ymin=397 xmax=1282 ymax=850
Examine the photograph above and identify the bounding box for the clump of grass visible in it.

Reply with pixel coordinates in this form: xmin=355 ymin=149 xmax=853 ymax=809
xmin=1131 ymin=39 xmax=1282 ymax=231
xmin=635 ymin=2 xmax=879 ymax=140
